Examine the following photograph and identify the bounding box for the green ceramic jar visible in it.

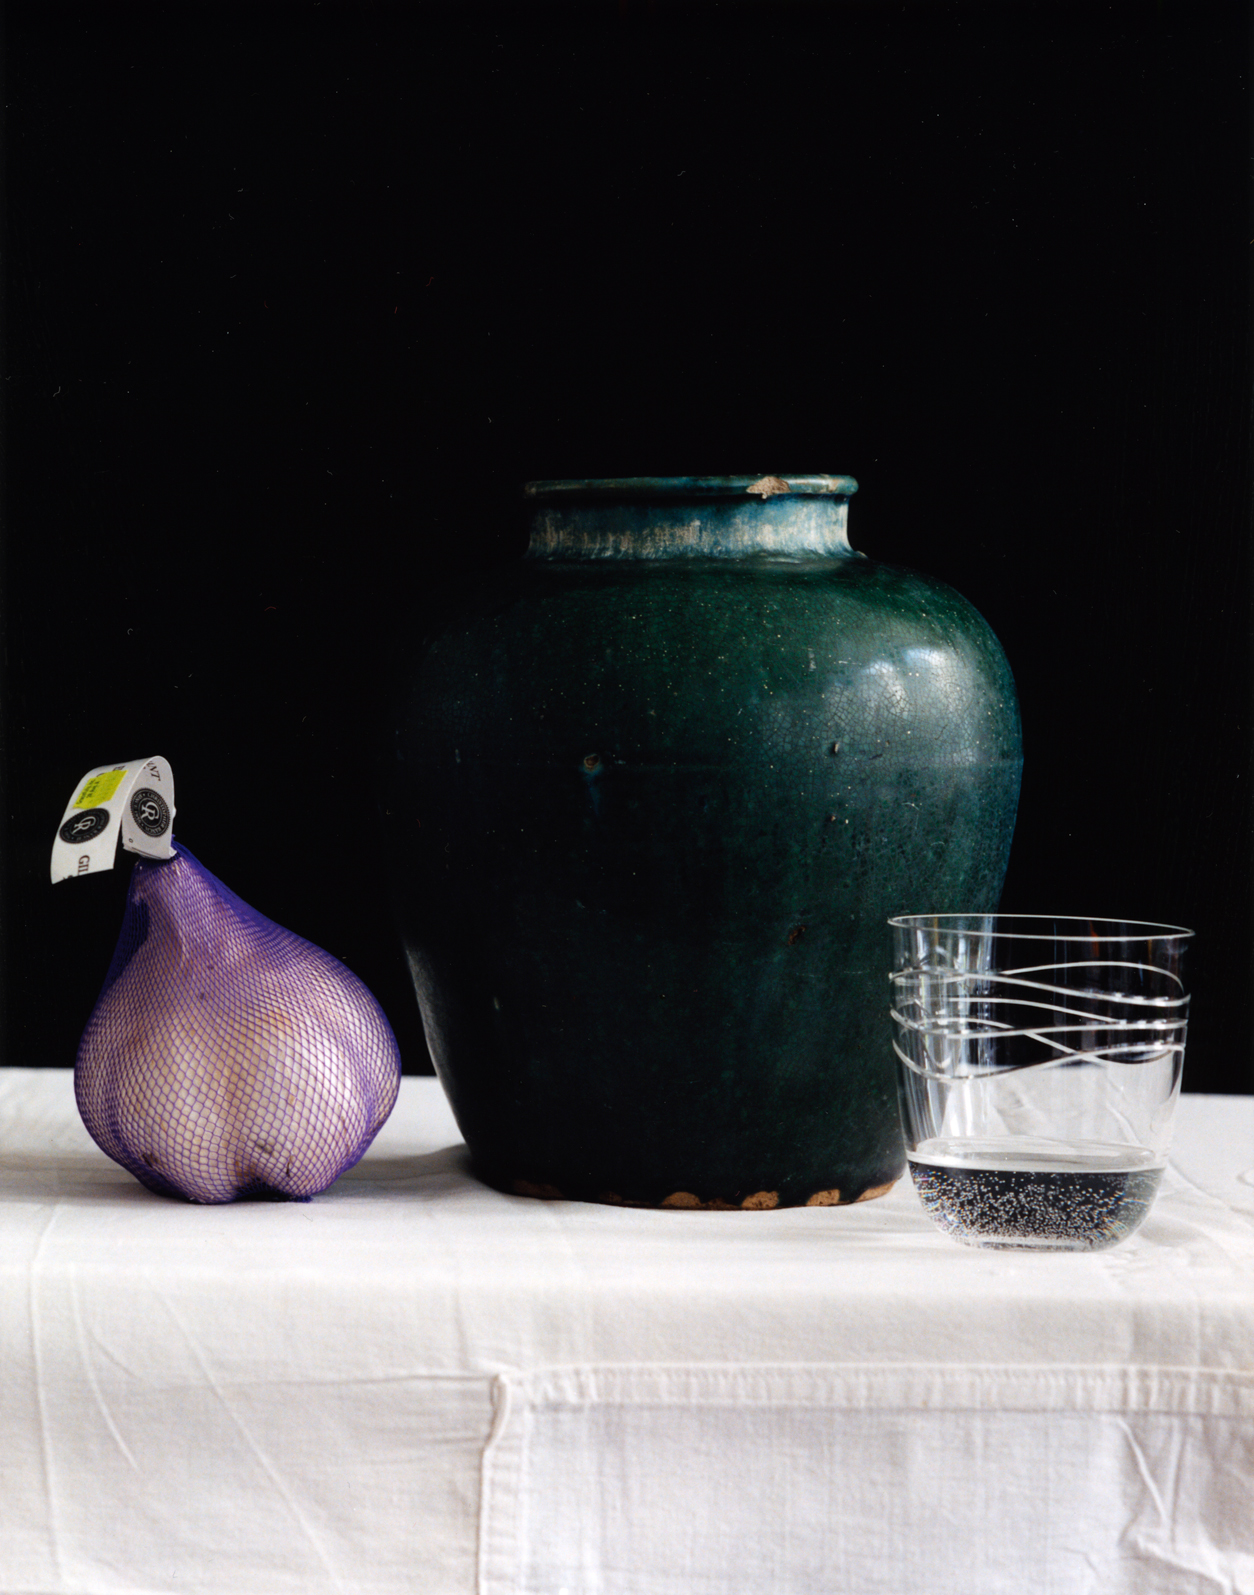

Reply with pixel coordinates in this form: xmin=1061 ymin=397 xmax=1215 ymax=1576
xmin=386 ymin=477 xmax=1021 ymax=1208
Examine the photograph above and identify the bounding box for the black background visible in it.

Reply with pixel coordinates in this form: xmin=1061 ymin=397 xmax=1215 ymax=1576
xmin=4 ymin=1 xmax=1250 ymax=1093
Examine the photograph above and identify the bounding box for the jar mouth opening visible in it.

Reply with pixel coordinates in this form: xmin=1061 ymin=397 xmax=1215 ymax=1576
xmin=524 ymin=475 xmax=858 ymax=501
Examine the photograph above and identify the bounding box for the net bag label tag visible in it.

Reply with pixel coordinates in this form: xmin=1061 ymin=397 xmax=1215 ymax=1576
xmin=51 ymin=755 xmax=177 ymax=883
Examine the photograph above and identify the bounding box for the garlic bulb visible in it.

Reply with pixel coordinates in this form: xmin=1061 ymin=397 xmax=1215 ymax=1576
xmin=75 ymin=848 xmax=402 ymax=1203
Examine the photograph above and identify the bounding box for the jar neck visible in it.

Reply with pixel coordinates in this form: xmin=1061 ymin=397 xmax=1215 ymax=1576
xmin=525 ymin=495 xmax=855 ymax=561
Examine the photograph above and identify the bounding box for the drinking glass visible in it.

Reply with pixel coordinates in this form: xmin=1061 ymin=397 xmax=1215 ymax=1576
xmin=889 ymin=915 xmax=1192 ymax=1250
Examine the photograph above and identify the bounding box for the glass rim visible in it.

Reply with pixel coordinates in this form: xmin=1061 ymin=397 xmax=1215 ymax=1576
xmin=888 ymin=913 xmax=1194 ymax=942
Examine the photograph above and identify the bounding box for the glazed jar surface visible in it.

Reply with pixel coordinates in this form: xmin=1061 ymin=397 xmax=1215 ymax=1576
xmin=385 ymin=477 xmax=1022 ymax=1208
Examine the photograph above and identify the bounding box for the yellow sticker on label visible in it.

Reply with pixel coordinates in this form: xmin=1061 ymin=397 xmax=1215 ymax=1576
xmin=74 ymin=769 xmax=128 ymax=809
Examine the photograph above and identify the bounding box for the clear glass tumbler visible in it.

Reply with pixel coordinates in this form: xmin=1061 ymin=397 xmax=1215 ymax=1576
xmin=889 ymin=915 xmax=1192 ymax=1250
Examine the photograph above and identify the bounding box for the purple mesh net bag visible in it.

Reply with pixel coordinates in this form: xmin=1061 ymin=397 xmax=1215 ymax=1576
xmin=75 ymin=846 xmax=402 ymax=1203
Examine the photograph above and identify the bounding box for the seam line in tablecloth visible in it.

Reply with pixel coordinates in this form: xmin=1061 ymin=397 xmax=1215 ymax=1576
xmin=495 ymin=1361 xmax=1254 ymax=1417
xmin=479 ymin=1372 xmax=519 ymax=1595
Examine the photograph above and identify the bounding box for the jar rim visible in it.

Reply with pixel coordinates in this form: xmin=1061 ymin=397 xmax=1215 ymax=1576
xmin=524 ymin=475 xmax=858 ymax=500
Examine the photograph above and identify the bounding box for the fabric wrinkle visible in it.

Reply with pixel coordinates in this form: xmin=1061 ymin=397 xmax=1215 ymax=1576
xmin=25 ymin=1201 xmax=68 ymax=1590
xmin=69 ymin=1269 xmax=140 ymax=1473
xmin=155 ymin=1288 xmax=348 ymax=1592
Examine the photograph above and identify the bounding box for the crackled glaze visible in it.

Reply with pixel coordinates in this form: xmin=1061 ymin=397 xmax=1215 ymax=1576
xmin=386 ymin=478 xmax=1022 ymax=1207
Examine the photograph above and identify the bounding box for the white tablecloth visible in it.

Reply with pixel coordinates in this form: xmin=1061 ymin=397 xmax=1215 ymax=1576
xmin=2 ymin=1070 xmax=1251 ymax=1595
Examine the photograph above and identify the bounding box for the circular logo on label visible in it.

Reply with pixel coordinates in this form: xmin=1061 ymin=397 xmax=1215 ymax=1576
xmin=59 ymin=808 xmax=111 ymax=845
xmin=130 ymin=788 xmax=170 ymax=838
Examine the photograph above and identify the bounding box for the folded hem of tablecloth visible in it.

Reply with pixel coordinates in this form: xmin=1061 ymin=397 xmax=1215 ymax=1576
xmin=477 ymin=1360 xmax=1253 ymax=1594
